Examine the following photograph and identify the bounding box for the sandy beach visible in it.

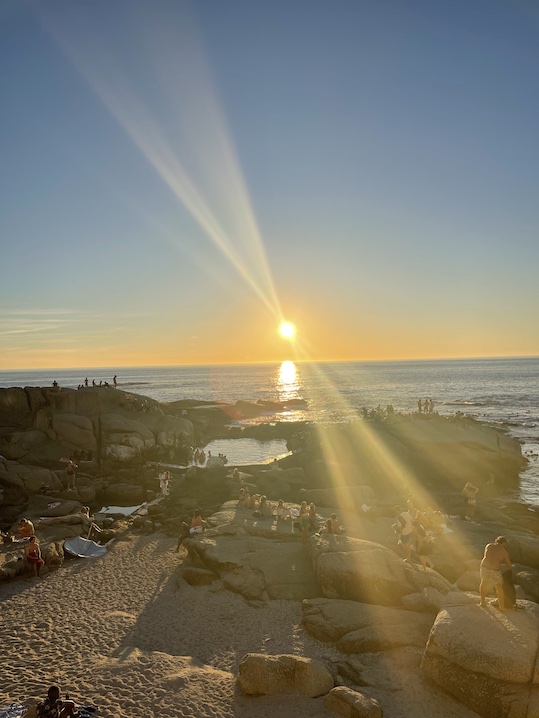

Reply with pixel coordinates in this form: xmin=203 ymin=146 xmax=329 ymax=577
xmin=0 ymin=530 xmax=481 ymax=718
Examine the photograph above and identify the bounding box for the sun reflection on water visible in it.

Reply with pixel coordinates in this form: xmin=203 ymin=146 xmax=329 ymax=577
xmin=276 ymin=360 xmax=301 ymax=402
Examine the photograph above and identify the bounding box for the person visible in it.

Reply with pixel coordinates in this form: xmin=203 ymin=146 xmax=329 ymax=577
xmin=259 ymin=495 xmax=273 ymax=518
xmin=480 ymin=536 xmax=512 ymax=610
xmin=190 ymin=509 xmax=207 ymax=535
xmin=24 ymin=536 xmax=45 ymax=577
xmin=175 ymin=521 xmax=191 ymax=552
xmin=66 ymin=459 xmax=77 ymax=491
xmin=159 ymin=471 xmax=170 ymax=497
xmin=413 ymin=520 xmax=435 ymax=570
xmin=461 ymin=482 xmax=479 ymax=521
xmin=84 ymin=378 xmax=88 ymax=387
xmin=321 ymin=513 xmax=342 ymax=535
xmin=113 ymin=375 xmax=118 ymax=387
xmin=18 ymin=518 xmax=35 ymax=538
xmin=275 ymin=499 xmax=290 ymax=520
xmin=37 ymin=685 xmax=77 ymax=717
xmin=393 ymin=505 xmax=415 ymax=561
xmin=298 ymin=501 xmax=311 ymax=544
xmin=308 ymin=503 xmax=318 ymax=531
xmin=232 ymin=467 xmax=240 ymax=481
xmin=79 ymin=507 xmax=102 ymax=539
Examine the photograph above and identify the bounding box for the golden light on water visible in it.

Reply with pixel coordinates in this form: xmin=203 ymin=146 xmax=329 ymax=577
xmin=279 ymin=321 xmax=296 ymax=340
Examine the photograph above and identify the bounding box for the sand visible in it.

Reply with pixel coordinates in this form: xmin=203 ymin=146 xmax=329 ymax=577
xmin=0 ymin=533 xmax=479 ymax=718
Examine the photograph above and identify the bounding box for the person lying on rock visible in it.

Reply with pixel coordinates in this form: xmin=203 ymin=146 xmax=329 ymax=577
xmin=480 ymin=536 xmax=512 ymax=611
xmin=37 ymin=685 xmax=77 ymax=717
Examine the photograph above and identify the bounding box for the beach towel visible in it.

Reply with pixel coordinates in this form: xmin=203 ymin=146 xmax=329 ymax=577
xmin=0 ymin=704 xmax=27 ymax=718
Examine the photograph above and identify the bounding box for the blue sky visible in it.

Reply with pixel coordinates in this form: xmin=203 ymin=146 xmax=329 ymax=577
xmin=1 ymin=0 xmax=538 ymax=368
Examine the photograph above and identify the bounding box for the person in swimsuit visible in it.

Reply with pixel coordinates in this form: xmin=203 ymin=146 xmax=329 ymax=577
xmin=24 ymin=536 xmax=45 ymax=577
xmin=462 ymin=483 xmax=479 ymax=521
xmin=37 ymin=685 xmax=77 ymax=717
xmin=480 ymin=536 xmax=512 ymax=610
xmin=18 ymin=518 xmax=35 ymax=539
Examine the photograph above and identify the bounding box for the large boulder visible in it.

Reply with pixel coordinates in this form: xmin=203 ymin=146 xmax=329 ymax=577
xmin=51 ymin=413 xmax=97 ymax=452
xmin=237 ymin=653 xmax=334 ymax=698
xmin=302 ymin=597 xmax=434 ymax=652
xmin=184 ymin=532 xmax=319 ymax=600
xmin=0 ymin=462 xmax=62 ymax=496
xmin=309 ymin=535 xmax=452 ymax=606
xmin=421 ymin=602 xmax=539 ymax=717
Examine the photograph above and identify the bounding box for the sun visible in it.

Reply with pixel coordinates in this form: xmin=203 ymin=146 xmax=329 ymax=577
xmin=279 ymin=321 xmax=296 ymax=340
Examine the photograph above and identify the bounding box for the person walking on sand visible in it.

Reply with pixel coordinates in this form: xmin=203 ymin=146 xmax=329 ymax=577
xmin=480 ymin=536 xmax=512 ymax=610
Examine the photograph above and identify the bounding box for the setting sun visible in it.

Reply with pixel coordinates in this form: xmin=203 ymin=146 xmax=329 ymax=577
xmin=279 ymin=321 xmax=296 ymax=340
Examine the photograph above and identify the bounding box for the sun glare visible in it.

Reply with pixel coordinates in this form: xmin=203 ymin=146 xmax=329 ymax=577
xmin=279 ymin=321 xmax=296 ymax=340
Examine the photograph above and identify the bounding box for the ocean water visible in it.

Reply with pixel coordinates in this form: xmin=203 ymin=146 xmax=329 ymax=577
xmin=1 ymin=357 xmax=538 ymax=503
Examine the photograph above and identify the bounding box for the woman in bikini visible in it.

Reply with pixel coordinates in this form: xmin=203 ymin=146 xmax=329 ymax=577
xmin=24 ymin=536 xmax=45 ymax=577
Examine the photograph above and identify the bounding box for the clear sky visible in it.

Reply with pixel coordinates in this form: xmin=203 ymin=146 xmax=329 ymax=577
xmin=1 ymin=0 xmax=538 ymax=369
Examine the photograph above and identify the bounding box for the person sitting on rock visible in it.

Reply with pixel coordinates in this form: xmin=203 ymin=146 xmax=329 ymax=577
xmin=259 ymin=495 xmax=274 ymax=518
xmin=190 ymin=509 xmax=207 ymax=535
xmin=24 ymin=536 xmax=45 ymax=577
xmin=318 ymin=513 xmax=343 ymax=536
xmin=308 ymin=503 xmax=318 ymax=531
xmin=275 ymin=499 xmax=291 ymax=520
xmin=240 ymin=489 xmax=251 ymax=508
xmin=18 ymin=518 xmax=35 ymax=539
xmin=79 ymin=507 xmax=102 ymax=539
xmin=37 ymin=685 xmax=77 ymax=717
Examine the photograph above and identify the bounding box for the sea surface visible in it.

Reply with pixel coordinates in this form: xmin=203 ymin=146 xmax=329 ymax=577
xmin=1 ymin=357 xmax=538 ymax=503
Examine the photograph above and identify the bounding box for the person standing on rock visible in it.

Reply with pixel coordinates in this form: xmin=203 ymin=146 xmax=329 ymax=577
xmin=461 ymin=482 xmax=479 ymax=521
xmin=480 ymin=536 xmax=512 ymax=610
xmin=65 ymin=458 xmax=77 ymax=491
xmin=393 ymin=505 xmax=415 ymax=561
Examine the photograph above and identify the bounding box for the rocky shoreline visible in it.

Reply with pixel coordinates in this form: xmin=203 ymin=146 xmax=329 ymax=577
xmin=1 ymin=385 xmax=539 ymax=717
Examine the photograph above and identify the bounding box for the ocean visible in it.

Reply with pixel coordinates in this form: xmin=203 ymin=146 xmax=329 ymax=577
xmin=1 ymin=357 xmax=538 ymax=503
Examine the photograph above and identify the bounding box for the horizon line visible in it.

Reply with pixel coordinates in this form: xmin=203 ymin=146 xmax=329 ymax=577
xmin=1 ymin=354 xmax=538 ymax=373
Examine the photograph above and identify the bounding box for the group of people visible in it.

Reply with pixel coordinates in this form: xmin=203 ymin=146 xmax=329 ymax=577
xmin=236 ymin=490 xmax=344 ymax=544
xmin=393 ymin=498 xmax=447 ymax=569
xmin=77 ymin=376 xmax=118 ymax=389
xmin=35 ymin=685 xmax=97 ymax=717
xmin=418 ymin=398 xmax=435 ymax=414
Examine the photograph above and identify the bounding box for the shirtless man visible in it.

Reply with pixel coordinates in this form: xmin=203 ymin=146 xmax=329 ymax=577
xmin=480 ymin=536 xmax=512 ymax=610
xmin=37 ymin=685 xmax=77 ymax=717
